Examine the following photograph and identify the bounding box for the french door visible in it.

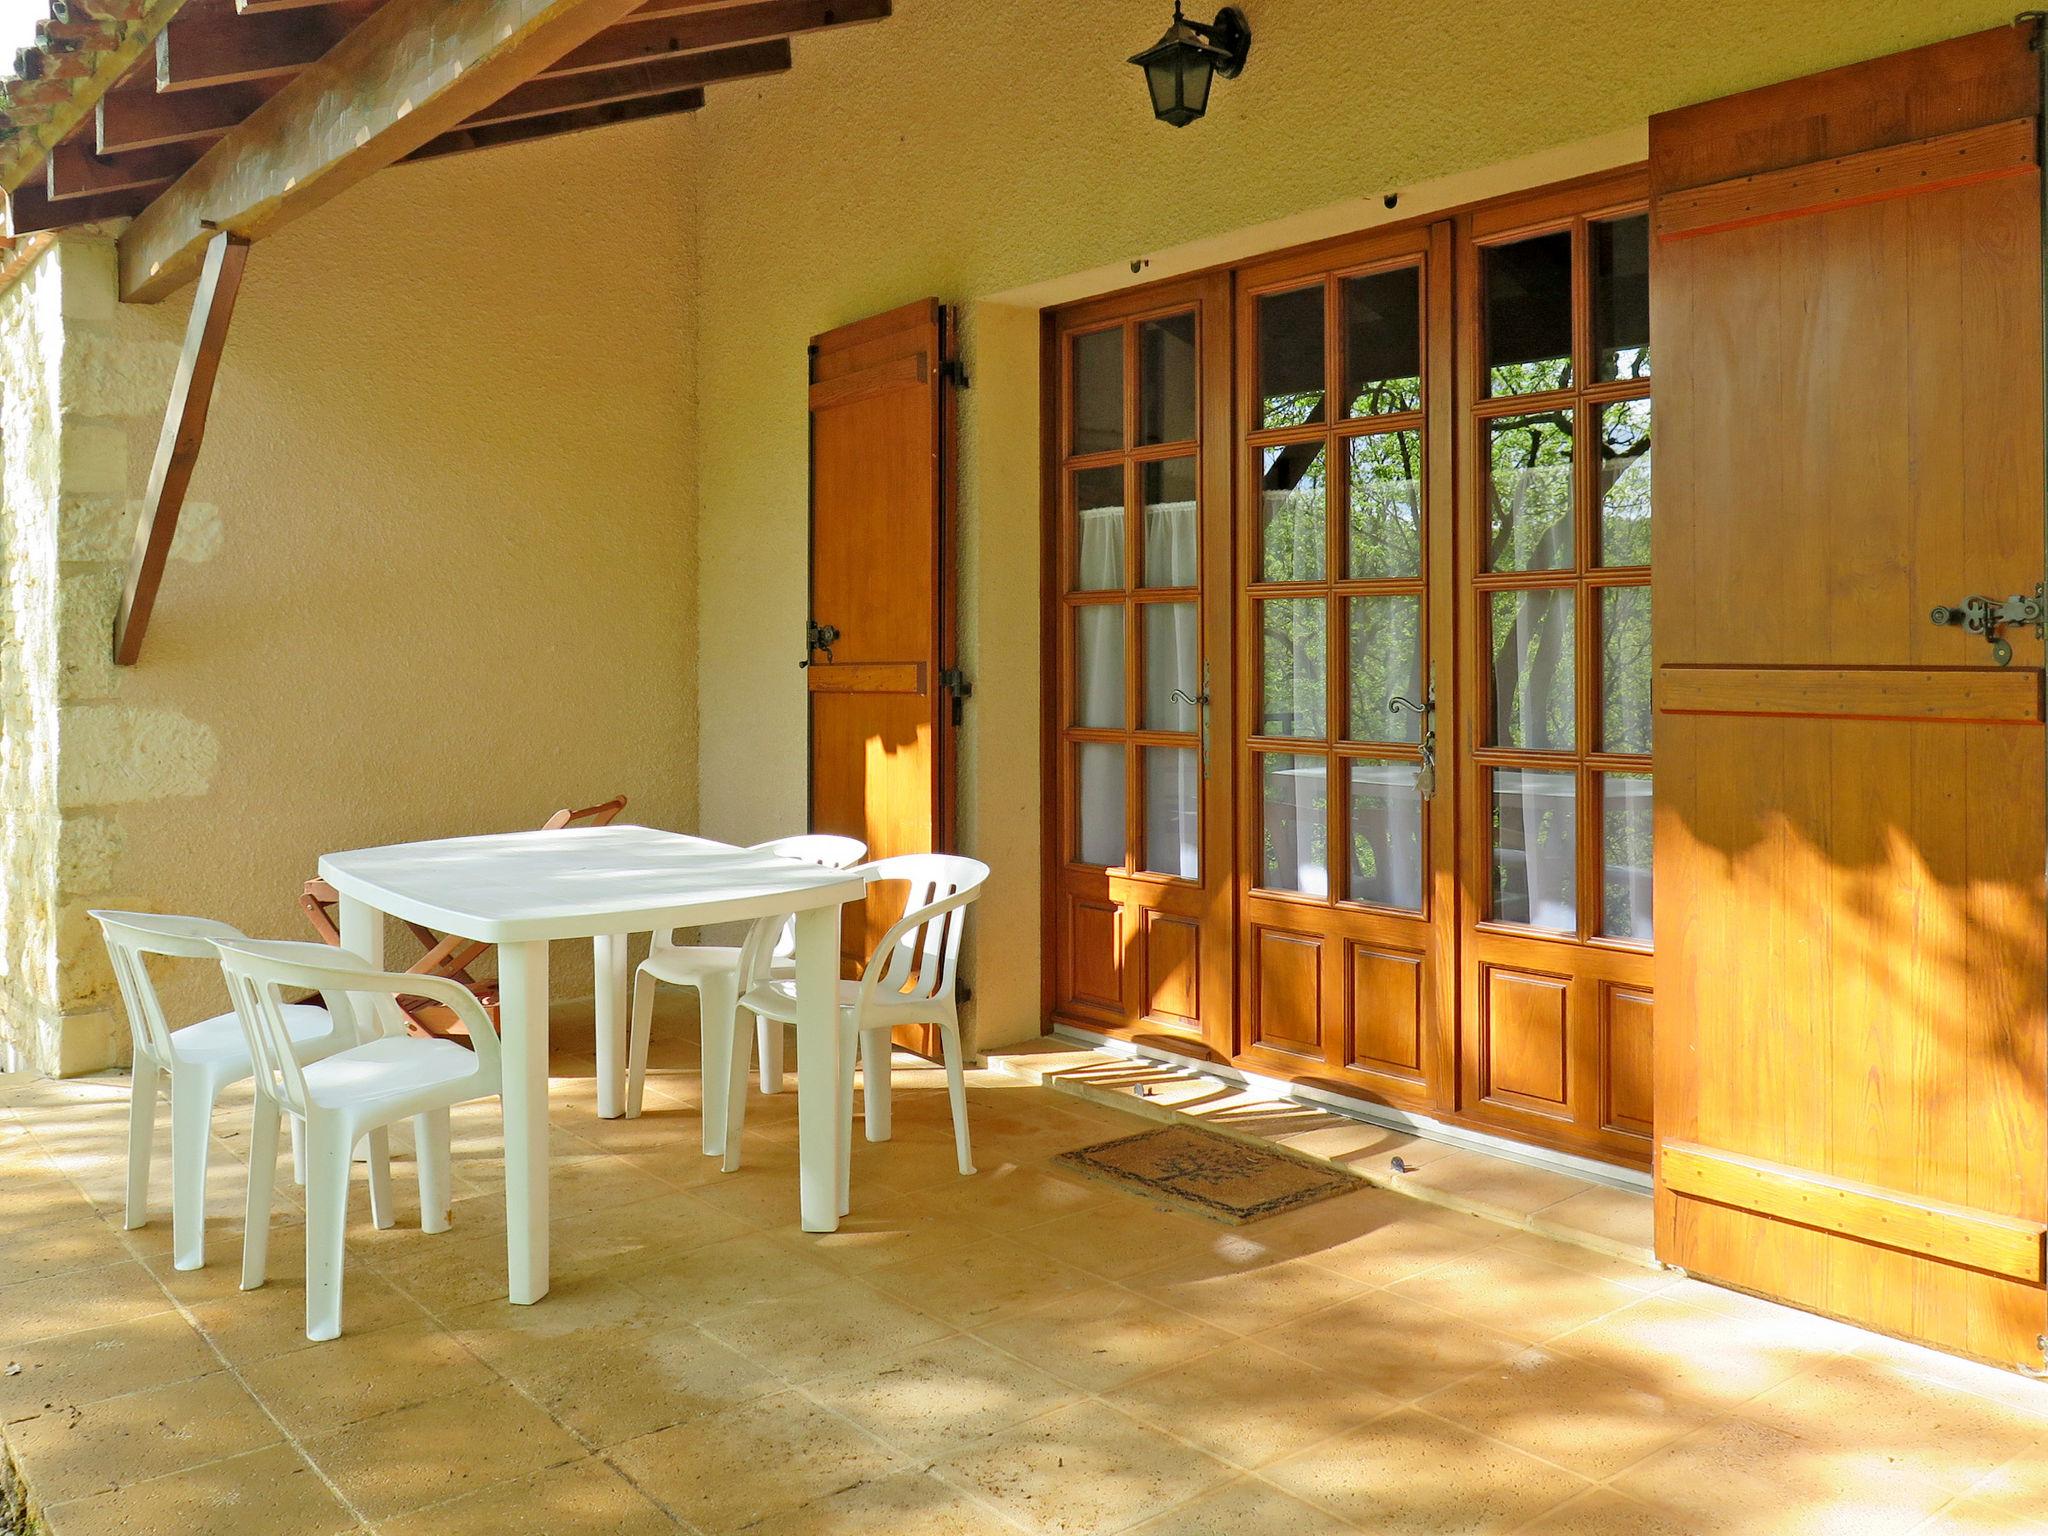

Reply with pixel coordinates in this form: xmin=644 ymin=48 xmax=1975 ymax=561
xmin=1044 ymin=171 xmax=1657 ymax=1168
xmin=1046 ymin=274 xmax=1236 ymax=1056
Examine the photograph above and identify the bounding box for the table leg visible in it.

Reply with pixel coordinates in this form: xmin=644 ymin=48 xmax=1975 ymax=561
xmin=498 ymin=939 xmax=551 ymax=1304
xmin=793 ymin=903 xmax=843 ymax=1233
xmin=592 ymin=934 xmax=628 ymax=1120
xmin=335 ymin=896 xmax=403 ymax=1040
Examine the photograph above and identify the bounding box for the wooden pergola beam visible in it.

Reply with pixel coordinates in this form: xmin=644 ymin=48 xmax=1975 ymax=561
xmin=410 ymin=86 xmax=704 ymax=162
xmin=117 ymin=0 xmax=655 ymax=302
xmin=113 ymin=229 xmax=249 ymax=666
xmin=5 ymin=177 xmax=152 ymax=233
xmin=155 ymin=0 xmax=378 ymax=91
xmin=47 ymin=138 xmax=195 ymax=198
xmin=97 ymin=78 xmax=282 ymax=152
xmin=460 ymin=38 xmax=787 ymax=128
xmin=545 ymin=0 xmax=888 ymax=77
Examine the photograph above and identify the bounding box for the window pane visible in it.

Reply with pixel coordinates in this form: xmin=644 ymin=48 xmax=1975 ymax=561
xmin=1073 ymin=466 xmax=1125 ymax=591
xmin=1259 ymin=753 xmax=1329 ymax=896
xmin=1486 ymin=410 xmax=1575 ymax=572
xmin=1258 ymin=442 xmax=1327 ymax=582
xmin=1143 ymin=603 xmax=1200 ymax=732
xmin=1257 ymin=285 xmax=1325 ymax=428
xmin=1484 ymin=231 xmax=1573 ymax=396
xmin=1593 ymin=215 xmax=1651 ymax=382
xmin=1344 ymin=595 xmax=1422 ymax=744
xmin=1142 ymin=456 xmax=1198 ymax=587
xmin=1601 ymin=773 xmax=1654 ymax=941
xmin=1073 ymin=606 xmax=1125 ymax=729
xmin=1143 ymin=747 xmax=1200 ymax=880
xmin=1341 ymin=267 xmax=1422 ymax=417
xmin=1138 ymin=312 xmax=1197 ymax=445
xmin=1344 ymin=429 xmax=1422 ymax=579
xmin=1072 ymin=328 xmax=1123 ymax=454
xmin=1599 ymin=400 xmax=1652 ymax=567
xmin=1490 ymin=589 xmax=1576 ymax=750
xmin=1492 ymin=768 xmax=1576 ymax=931
xmin=1347 ymin=761 xmax=1423 ymax=911
xmin=1600 ymin=587 xmax=1652 ymax=754
xmin=1077 ymin=744 xmax=1126 ymax=867
xmin=1259 ymin=598 xmax=1327 ymax=739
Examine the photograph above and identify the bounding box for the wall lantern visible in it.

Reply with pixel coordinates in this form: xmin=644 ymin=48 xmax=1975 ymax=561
xmin=1128 ymin=3 xmax=1252 ymax=127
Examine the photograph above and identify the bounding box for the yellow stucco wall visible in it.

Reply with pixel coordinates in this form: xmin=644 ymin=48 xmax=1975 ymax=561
xmin=28 ymin=114 xmax=698 ymax=1065
xmin=691 ymin=0 xmax=2017 ymax=1051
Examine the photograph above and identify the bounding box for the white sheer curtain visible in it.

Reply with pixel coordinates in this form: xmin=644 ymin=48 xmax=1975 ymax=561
xmin=1076 ymin=504 xmax=1126 ymax=865
xmin=1139 ymin=493 xmax=1202 ymax=878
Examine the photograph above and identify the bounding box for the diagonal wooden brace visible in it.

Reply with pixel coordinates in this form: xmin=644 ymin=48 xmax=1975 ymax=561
xmin=113 ymin=226 xmax=248 ymax=665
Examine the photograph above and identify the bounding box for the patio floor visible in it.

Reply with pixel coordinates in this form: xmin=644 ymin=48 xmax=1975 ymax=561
xmin=3 ymin=1001 xmax=2047 ymax=1536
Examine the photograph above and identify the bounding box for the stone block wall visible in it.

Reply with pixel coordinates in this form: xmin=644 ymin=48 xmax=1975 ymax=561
xmin=0 ymin=234 xmax=214 ymax=1076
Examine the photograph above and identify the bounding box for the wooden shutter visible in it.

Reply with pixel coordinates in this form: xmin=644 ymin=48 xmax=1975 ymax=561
xmin=807 ymin=300 xmax=961 ymax=968
xmin=1650 ymin=26 xmax=2048 ymax=1367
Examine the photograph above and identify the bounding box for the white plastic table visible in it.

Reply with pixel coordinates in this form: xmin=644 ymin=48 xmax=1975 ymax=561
xmin=317 ymin=825 xmax=866 ymax=1303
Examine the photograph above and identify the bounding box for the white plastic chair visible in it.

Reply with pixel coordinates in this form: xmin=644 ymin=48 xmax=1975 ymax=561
xmin=214 ymin=937 xmax=503 ymax=1342
xmin=91 ymin=910 xmax=362 ymax=1273
xmin=624 ymin=834 xmax=866 ymax=1143
xmin=731 ymin=854 xmax=989 ymax=1213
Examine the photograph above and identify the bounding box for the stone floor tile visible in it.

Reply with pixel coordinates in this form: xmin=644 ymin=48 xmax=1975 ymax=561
xmin=0 ymin=1310 xmax=220 ymax=1420
xmin=1418 ymin=1344 xmax=1713 ymax=1479
xmin=1254 ymin=1290 xmax=1526 ymax=1402
xmin=934 ymin=1398 xmax=1235 ymax=1536
xmin=1614 ymin=1415 xmax=1951 ymax=1535
xmin=1121 ymin=1477 xmax=1361 ymax=1536
xmin=1105 ymin=1336 xmax=1394 ymax=1470
xmin=376 ymin=1455 xmax=676 ymax=1536
xmin=299 ymin=1380 xmax=585 ymax=1522
xmin=237 ymin=1319 xmax=494 ymax=1437
xmin=1547 ymin=1291 xmax=1846 ymax=1412
xmin=39 ymin=1443 xmax=357 ymax=1536
xmin=609 ymin=1388 xmax=904 ymax=1535
xmin=1263 ymin=1406 xmax=1590 ymax=1535
xmin=805 ymin=1332 xmax=1081 ymax=1460
xmin=1386 ymin=1241 xmax=1645 ymax=1342
xmin=7 ymin=1372 xmax=282 ymax=1505
xmin=973 ymin=1282 xmax=1238 ymax=1393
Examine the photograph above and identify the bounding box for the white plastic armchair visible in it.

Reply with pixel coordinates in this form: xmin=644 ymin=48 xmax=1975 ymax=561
xmin=624 ymin=834 xmax=867 ymax=1136
xmin=214 ymin=937 xmax=503 ymax=1342
xmin=735 ymin=854 xmax=989 ymax=1213
xmin=91 ymin=910 xmax=361 ymax=1272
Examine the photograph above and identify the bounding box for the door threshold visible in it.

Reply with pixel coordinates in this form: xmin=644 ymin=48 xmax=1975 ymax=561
xmin=993 ymin=1026 xmax=1657 ymax=1269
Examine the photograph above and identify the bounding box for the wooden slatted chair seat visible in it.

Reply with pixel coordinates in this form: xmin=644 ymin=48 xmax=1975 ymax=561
xmin=300 ymin=796 xmax=628 ymax=1044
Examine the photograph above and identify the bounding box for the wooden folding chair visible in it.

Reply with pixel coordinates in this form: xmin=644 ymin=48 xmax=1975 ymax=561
xmin=299 ymin=796 xmax=629 ymax=1043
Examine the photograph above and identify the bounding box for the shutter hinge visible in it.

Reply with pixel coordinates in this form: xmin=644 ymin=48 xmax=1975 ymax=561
xmin=939 ymin=356 xmax=971 ymax=389
xmin=940 ymin=667 xmax=973 ymax=726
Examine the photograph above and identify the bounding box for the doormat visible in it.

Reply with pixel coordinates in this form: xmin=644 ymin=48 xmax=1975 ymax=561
xmin=1054 ymin=1124 xmax=1366 ymax=1225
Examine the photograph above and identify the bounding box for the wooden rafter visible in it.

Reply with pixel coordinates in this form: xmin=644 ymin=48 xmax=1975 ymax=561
xmin=113 ymin=227 xmax=248 ymax=665
xmin=97 ymin=77 xmax=282 ymax=152
xmin=155 ymin=0 xmax=378 ymax=90
xmin=459 ymin=38 xmax=787 ymax=129
xmin=47 ymin=137 xmax=194 ymax=197
xmin=410 ymin=85 xmax=704 ymax=161
xmin=546 ymin=0 xmax=888 ymax=76
xmin=117 ymin=0 xmax=652 ymax=302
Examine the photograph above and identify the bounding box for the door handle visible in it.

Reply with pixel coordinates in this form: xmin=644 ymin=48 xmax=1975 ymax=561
xmin=1171 ymin=661 xmax=1213 ymax=779
xmin=800 ymin=619 xmax=840 ymax=668
xmin=1930 ymin=585 xmax=2044 ymax=666
xmin=1388 ymin=666 xmax=1438 ymax=801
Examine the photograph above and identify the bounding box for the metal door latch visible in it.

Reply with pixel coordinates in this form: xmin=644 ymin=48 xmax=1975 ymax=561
xmin=1389 ymin=667 xmax=1438 ymax=800
xmin=1171 ymin=661 xmax=1214 ymax=778
xmin=1929 ymin=585 xmax=2044 ymax=666
xmin=940 ymin=667 xmax=973 ymax=726
xmin=800 ymin=620 xmax=840 ymax=668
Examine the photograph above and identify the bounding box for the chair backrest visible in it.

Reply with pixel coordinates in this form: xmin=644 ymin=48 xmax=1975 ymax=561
xmin=90 ymin=910 xmax=248 ymax=1065
xmin=214 ymin=938 xmax=500 ymax=1117
xmin=749 ymin=834 xmax=867 ymax=868
xmin=748 ymin=836 xmax=868 ymax=960
xmin=543 ymin=795 xmax=629 ymax=831
xmin=857 ymin=854 xmax=990 ymax=1008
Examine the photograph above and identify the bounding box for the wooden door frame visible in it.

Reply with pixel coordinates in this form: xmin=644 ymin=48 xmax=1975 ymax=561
xmin=1039 ymin=271 xmax=1237 ymax=1060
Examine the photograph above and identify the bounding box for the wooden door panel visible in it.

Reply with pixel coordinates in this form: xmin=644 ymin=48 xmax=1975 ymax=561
xmin=1348 ymin=944 xmax=1425 ymax=1080
xmin=1252 ymin=927 xmax=1325 ymax=1060
xmin=1145 ymin=912 xmax=1201 ymax=1023
xmin=1602 ymin=987 xmax=1654 ymax=1138
xmin=1480 ymin=967 xmax=1571 ymax=1113
xmin=809 ymin=300 xmax=957 ymax=1009
xmin=1063 ymin=895 xmax=1124 ymax=1017
xmin=1651 ymin=26 xmax=2048 ymax=1369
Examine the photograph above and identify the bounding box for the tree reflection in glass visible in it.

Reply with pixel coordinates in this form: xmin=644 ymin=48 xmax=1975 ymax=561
xmin=1487 ymin=411 xmax=1574 ymax=572
xmin=1345 ymin=430 xmax=1422 ymax=579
